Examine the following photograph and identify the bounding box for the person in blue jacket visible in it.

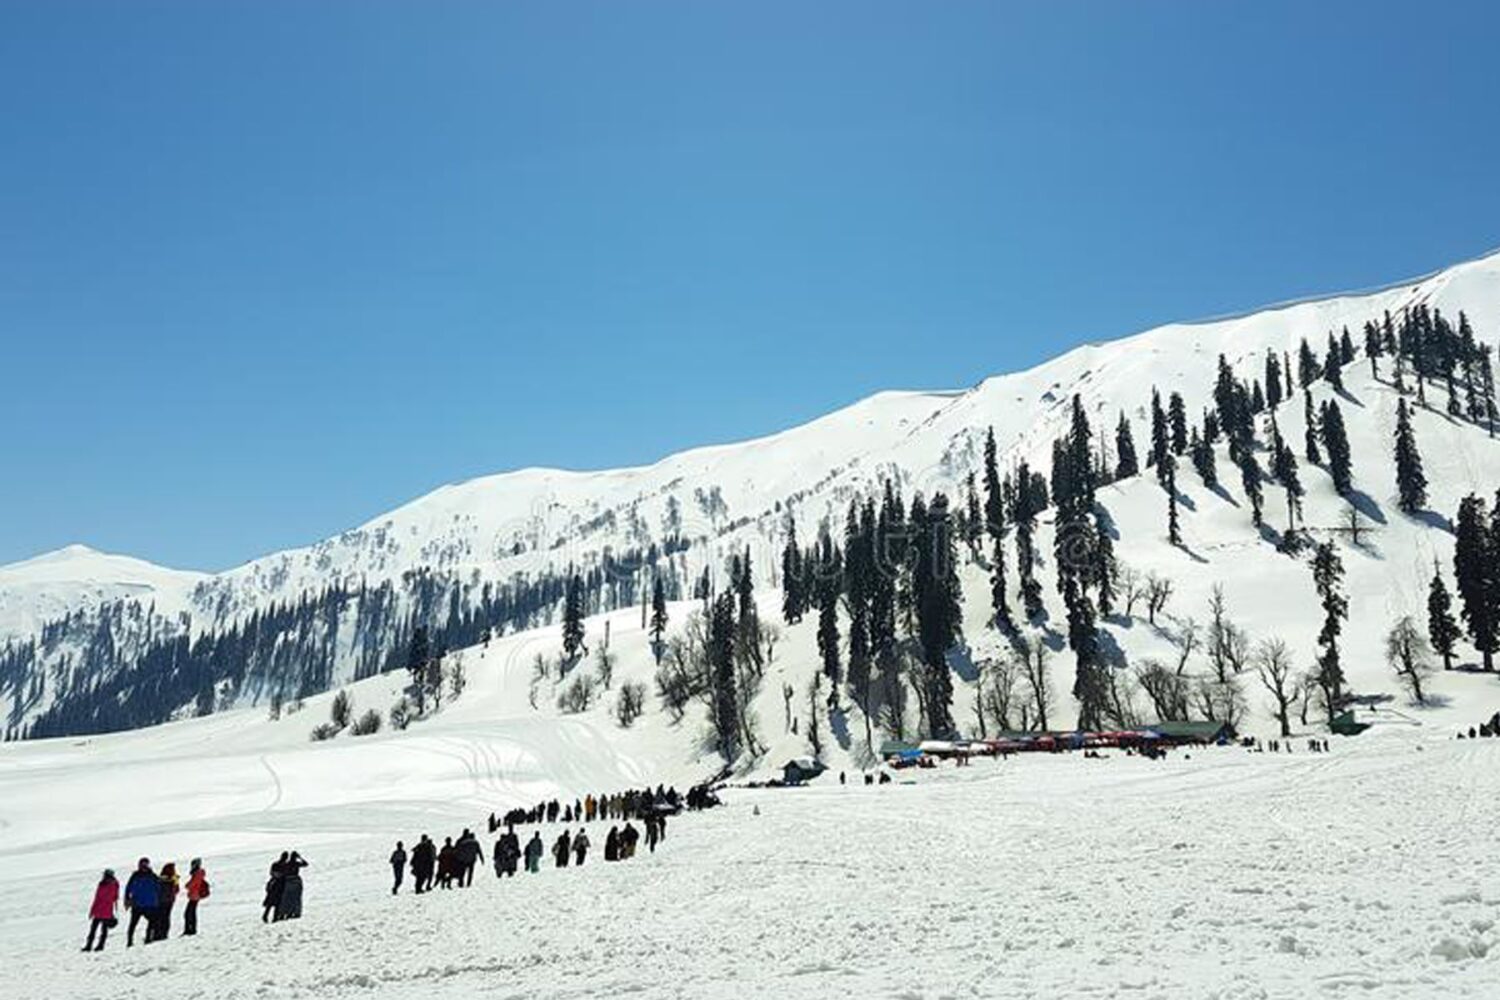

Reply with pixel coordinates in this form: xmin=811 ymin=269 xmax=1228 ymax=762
xmin=123 ymin=858 xmax=160 ymax=947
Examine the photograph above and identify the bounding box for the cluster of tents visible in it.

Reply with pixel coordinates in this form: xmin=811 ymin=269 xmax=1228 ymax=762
xmin=881 ymin=720 xmax=1234 ymax=767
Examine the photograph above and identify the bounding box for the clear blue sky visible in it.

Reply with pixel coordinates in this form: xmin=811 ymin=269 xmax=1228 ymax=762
xmin=3 ymin=1 xmax=1499 ymax=571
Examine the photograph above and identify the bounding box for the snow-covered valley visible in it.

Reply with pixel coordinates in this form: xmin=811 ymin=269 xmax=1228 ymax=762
xmin=4 ymin=248 xmax=1500 ymax=997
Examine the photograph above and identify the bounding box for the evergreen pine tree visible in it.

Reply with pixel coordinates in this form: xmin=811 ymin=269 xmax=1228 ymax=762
xmin=1014 ymin=462 xmax=1044 ymax=619
xmin=1454 ymin=494 xmax=1499 ymax=670
xmin=781 ymin=519 xmax=803 ymax=624
xmin=708 ymin=592 xmax=740 ymax=760
xmin=1320 ymin=399 xmax=1352 ymax=496
xmin=1311 ymin=542 xmax=1348 ymax=725
xmin=1269 ymin=416 xmax=1303 ymax=533
xmin=1168 ymin=392 xmax=1188 ymax=455
xmin=1265 ymin=350 xmax=1283 ymax=409
xmin=1238 ymin=446 xmax=1265 ymax=528
xmin=1298 ymin=338 xmax=1320 ymax=392
xmin=1324 ymin=332 xmax=1344 ymax=391
xmin=1303 ymin=392 xmax=1321 ymax=465
xmin=1165 ymin=454 xmax=1182 ymax=546
xmin=649 ymin=575 xmax=669 ymax=645
xmin=1190 ymin=425 xmax=1217 ymax=488
xmin=1364 ymin=320 xmax=1382 ymax=378
xmin=1393 ymin=398 xmax=1428 ymax=513
xmin=815 ymin=528 xmax=842 ymax=689
xmin=1150 ymin=389 xmax=1171 ymax=485
xmin=913 ymin=493 xmax=961 ymax=736
xmin=1427 ymin=569 xmax=1460 ymax=671
xmin=1114 ymin=412 xmax=1139 ymax=479
xmin=562 ymin=573 xmax=587 ymax=661
xmin=406 ymin=624 xmax=430 ymax=714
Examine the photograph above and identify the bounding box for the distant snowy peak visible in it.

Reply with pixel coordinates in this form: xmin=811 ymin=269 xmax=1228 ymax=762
xmin=7 ymin=246 xmax=1500 ymax=644
xmin=0 ymin=545 xmax=205 ymax=640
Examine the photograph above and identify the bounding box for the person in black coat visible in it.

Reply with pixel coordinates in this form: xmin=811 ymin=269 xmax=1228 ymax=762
xmin=410 ymin=835 xmax=436 ymax=893
xmin=261 ymin=852 xmax=288 ymax=923
xmin=389 ymin=842 xmax=406 ymax=895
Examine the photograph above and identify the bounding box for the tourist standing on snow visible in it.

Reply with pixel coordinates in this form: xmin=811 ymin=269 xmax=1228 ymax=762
xmin=524 ymin=831 xmax=544 ymax=873
xmin=151 ymin=862 xmax=180 ymax=943
xmin=552 ymin=829 xmax=571 ymax=868
xmin=620 ymin=822 xmax=639 ymax=859
xmin=124 ymin=858 xmax=159 ymax=947
xmin=390 ymin=842 xmax=406 ymax=895
xmin=604 ymin=826 xmax=620 ymax=862
xmin=262 ymin=852 xmax=289 ymax=922
xmin=183 ymin=859 xmax=210 ymax=936
xmin=572 ymin=829 xmax=590 ymax=866
xmin=411 ymin=835 xmax=436 ymax=893
xmin=437 ymin=837 xmax=457 ymax=889
xmin=83 ymin=869 xmax=119 ymax=952
xmin=495 ymin=827 xmax=520 ymax=878
xmin=274 ymin=852 xmax=308 ymax=921
xmin=456 ymin=829 xmax=483 ymax=887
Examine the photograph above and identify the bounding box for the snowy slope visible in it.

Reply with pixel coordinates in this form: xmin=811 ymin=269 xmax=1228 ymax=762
xmin=4 ymin=247 xmax=1500 ymax=739
xmin=0 ymin=545 xmax=204 ymax=640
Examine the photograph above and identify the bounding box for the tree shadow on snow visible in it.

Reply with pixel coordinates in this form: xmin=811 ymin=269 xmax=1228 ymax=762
xmin=1405 ymin=508 xmax=1454 ymax=534
xmin=829 ymin=705 xmax=853 ymax=751
xmin=1207 ymin=482 xmax=1239 ymax=507
xmin=1347 ymin=489 xmax=1387 ymax=525
xmin=1334 ymin=386 xmax=1365 ymax=409
xmin=946 ymin=639 xmax=981 ymax=684
xmin=1170 ymin=539 xmax=1211 ymax=564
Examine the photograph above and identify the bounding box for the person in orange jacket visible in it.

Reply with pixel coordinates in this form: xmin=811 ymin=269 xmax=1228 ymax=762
xmin=183 ymin=858 xmax=210 ymax=936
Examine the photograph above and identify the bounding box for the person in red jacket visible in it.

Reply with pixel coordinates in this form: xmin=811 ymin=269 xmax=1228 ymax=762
xmin=182 ymin=858 xmax=210 ymax=936
xmin=84 ymin=869 xmax=119 ymax=952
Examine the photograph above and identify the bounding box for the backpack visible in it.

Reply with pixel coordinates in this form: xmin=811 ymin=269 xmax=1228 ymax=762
xmin=199 ymin=879 xmax=211 ymax=899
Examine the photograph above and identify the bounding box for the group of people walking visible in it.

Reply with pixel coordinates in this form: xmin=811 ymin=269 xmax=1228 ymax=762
xmin=388 ymin=783 xmax=699 ymax=898
xmin=83 ymin=857 xmax=210 ymax=952
xmin=489 ymin=783 xmax=684 ymax=831
xmin=391 ymin=830 xmax=484 ymax=893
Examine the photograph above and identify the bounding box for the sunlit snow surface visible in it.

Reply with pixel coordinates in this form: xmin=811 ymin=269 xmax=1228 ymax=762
xmin=1 ymin=721 xmax=1496 ymax=999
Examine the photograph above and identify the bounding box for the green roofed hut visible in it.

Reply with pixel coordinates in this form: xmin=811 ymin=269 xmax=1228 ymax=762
xmin=1139 ymin=720 xmax=1234 ymax=745
xmin=781 ymin=757 xmax=827 ymax=785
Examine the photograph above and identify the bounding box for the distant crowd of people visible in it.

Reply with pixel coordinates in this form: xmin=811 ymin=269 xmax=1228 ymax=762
xmin=83 ymin=857 xmax=209 ymax=952
xmin=488 ymin=783 xmax=692 ymax=830
xmin=390 ymin=789 xmax=688 ymax=896
xmin=1458 ymin=711 xmax=1500 ymax=738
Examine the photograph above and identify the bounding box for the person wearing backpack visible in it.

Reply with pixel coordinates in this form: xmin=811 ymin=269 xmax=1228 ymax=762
xmin=183 ymin=859 xmax=210 ymax=936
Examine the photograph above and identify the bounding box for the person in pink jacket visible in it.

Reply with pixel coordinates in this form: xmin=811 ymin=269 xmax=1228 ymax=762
xmin=84 ymin=869 xmax=119 ymax=952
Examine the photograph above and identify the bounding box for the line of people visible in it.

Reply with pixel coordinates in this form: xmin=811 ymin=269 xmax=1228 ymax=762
xmin=391 ymin=830 xmax=484 ymax=893
xmin=489 ymin=784 xmax=684 ymax=831
xmin=83 ymin=857 xmax=210 ymax=952
xmin=391 ymin=809 xmax=669 ymax=894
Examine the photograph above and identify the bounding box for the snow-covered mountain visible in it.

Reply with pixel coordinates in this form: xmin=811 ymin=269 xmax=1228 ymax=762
xmin=0 ymin=544 xmax=204 ymax=641
xmin=4 ymin=247 xmax=1500 ymax=741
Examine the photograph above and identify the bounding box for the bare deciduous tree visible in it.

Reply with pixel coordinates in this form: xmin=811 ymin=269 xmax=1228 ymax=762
xmin=1386 ymin=615 xmax=1434 ymax=704
xmin=1254 ymin=637 xmax=1298 ymax=737
xmin=615 ymin=681 xmax=646 ymax=727
xmin=1136 ymin=658 xmax=1190 ymax=721
xmin=1016 ymin=637 xmax=1052 ymax=732
xmin=1145 ymin=573 xmax=1174 ymax=624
